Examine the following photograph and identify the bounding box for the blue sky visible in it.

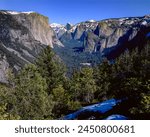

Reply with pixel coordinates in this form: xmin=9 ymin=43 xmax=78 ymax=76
xmin=0 ymin=0 xmax=150 ymax=24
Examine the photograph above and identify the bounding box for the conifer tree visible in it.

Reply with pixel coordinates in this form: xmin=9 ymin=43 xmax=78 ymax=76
xmin=36 ymin=46 xmax=66 ymax=94
xmin=70 ymin=67 xmax=96 ymax=104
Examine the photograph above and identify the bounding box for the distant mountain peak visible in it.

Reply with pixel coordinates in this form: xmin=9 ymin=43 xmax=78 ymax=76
xmin=50 ymin=23 xmax=67 ymax=38
xmin=65 ymin=23 xmax=73 ymax=30
xmin=50 ymin=23 xmax=65 ymax=28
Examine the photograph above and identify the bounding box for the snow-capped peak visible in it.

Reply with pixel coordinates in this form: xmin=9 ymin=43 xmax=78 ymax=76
xmin=50 ymin=23 xmax=67 ymax=38
xmin=50 ymin=23 xmax=65 ymax=28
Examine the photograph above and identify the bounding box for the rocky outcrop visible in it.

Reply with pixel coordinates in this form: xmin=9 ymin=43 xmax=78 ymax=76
xmin=65 ymin=23 xmax=73 ymax=30
xmin=0 ymin=10 xmax=60 ymax=83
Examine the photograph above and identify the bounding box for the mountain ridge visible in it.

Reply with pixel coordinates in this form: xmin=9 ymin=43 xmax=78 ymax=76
xmin=52 ymin=14 xmax=150 ymax=67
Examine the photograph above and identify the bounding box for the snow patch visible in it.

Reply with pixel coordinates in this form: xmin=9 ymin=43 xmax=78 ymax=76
xmin=87 ymin=20 xmax=96 ymax=22
xmin=126 ymin=20 xmax=134 ymax=25
xmin=141 ymin=21 xmax=147 ymax=25
xmin=1 ymin=11 xmax=34 ymax=15
xmin=119 ymin=18 xmax=126 ymax=22
xmin=50 ymin=23 xmax=65 ymax=28
xmin=50 ymin=23 xmax=67 ymax=36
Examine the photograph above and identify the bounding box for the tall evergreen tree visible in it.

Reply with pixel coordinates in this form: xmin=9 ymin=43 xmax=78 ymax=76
xmin=70 ymin=67 xmax=96 ymax=104
xmin=36 ymin=46 xmax=66 ymax=94
xmin=94 ymin=59 xmax=113 ymax=101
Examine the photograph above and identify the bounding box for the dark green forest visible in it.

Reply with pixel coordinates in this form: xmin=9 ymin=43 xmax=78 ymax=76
xmin=0 ymin=42 xmax=150 ymax=120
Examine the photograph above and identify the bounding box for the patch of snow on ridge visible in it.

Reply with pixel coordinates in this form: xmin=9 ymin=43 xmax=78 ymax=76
xmin=119 ymin=18 xmax=126 ymax=22
xmin=50 ymin=23 xmax=66 ymax=34
xmin=88 ymin=20 xmax=96 ymax=22
xmin=1 ymin=11 xmax=34 ymax=15
xmin=6 ymin=11 xmax=19 ymax=15
xmin=141 ymin=21 xmax=147 ymax=25
xmin=126 ymin=20 xmax=135 ymax=25
xmin=22 ymin=11 xmax=34 ymax=14
xmin=50 ymin=23 xmax=65 ymax=28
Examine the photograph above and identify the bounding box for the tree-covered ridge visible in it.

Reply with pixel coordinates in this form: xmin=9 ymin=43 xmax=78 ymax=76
xmin=0 ymin=42 xmax=150 ymax=120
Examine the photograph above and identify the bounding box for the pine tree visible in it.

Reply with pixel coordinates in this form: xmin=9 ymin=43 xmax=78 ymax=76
xmin=36 ymin=46 xmax=66 ymax=94
xmin=70 ymin=67 xmax=96 ymax=104
xmin=94 ymin=59 xmax=112 ymax=101
xmin=51 ymin=85 xmax=70 ymax=118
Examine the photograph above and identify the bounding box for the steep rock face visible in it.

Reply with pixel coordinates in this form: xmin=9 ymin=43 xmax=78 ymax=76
xmin=1 ymin=11 xmax=55 ymax=46
xmin=0 ymin=10 xmax=57 ymax=83
xmin=72 ymin=21 xmax=98 ymax=40
xmin=83 ymin=32 xmax=100 ymax=52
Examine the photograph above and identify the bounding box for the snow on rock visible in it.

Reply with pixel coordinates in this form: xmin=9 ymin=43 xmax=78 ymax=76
xmin=1 ymin=10 xmax=34 ymax=15
xmin=87 ymin=20 xmax=96 ymax=22
xmin=50 ymin=23 xmax=67 ymax=37
xmin=50 ymin=23 xmax=65 ymax=28
xmin=22 ymin=11 xmax=34 ymax=14
xmin=141 ymin=21 xmax=147 ymax=25
xmin=126 ymin=20 xmax=135 ymax=25
xmin=119 ymin=18 xmax=126 ymax=22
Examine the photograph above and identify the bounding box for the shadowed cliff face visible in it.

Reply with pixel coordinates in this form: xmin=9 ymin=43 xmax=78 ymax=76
xmin=0 ymin=10 xmax=59 ymax=83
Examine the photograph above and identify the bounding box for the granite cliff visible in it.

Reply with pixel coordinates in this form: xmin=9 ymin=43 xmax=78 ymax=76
xmin=0 ymin=10 xmax=62 ymax=83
